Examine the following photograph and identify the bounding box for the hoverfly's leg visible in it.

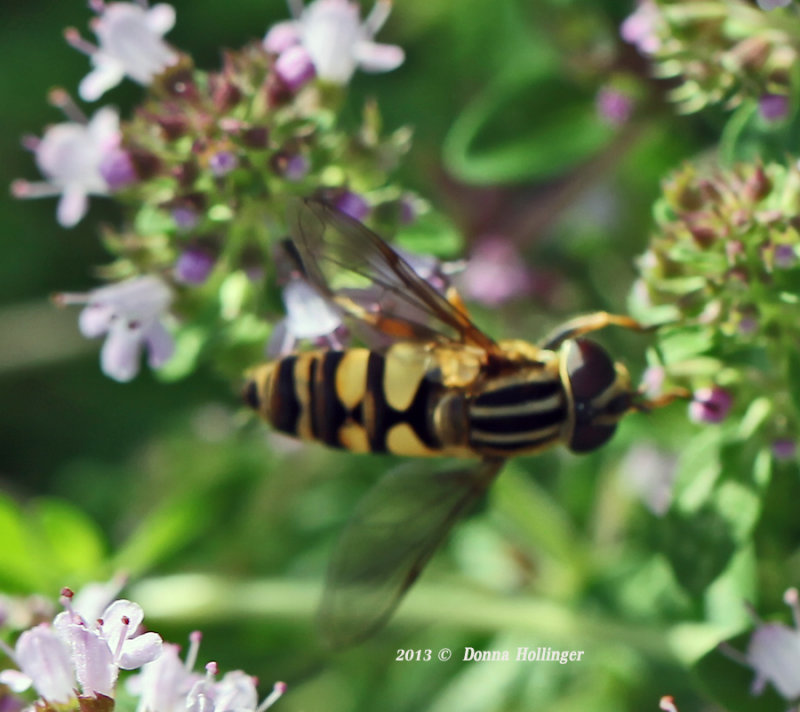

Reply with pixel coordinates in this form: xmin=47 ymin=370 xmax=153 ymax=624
xmin=633 ymin=387 xmax=692 ymax=413
xmin=541 ymin=312 xmax=656 ymax=350
xmin=444 ymin=286 xmax=473 ymax=322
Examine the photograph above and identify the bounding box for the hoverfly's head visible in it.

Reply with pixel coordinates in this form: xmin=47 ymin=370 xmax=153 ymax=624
xmin=560 ymin=338 xmax=635 ymax=453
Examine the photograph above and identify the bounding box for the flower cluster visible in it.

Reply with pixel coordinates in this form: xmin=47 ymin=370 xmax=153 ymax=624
xmin=14 ymin=0 xmax=416 ymax=382
xmin=0 ymin=587 xmax=285 ymax=712
xmin=621 ymin=0 xmax=799 ymax=114
xmin=630 ymin=159 xmax=800 ymax=451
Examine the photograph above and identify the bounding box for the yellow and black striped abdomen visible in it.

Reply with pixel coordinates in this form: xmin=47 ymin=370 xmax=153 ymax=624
xmin=245 ymin=348 xmax=450 ymax=456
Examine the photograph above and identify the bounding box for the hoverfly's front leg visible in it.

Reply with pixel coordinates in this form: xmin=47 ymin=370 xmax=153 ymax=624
xmin=633 ymin=388 xmax=692 ymax=412
xmin=540 ymin=312 xmax=657 ymax=351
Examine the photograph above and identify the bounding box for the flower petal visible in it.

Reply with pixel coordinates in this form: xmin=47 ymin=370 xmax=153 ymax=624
xmin=143 ymin=321 xmax=175 ymax=368
xmin=283 ymin=279 xmax=342 ymax=339
xmin=87 ymin=107 xmax=121 ymax=149
xmin=263 ymin=20 xmax=301 ymax=53
xmin=132 ymin=644 xmax=199 ymax=712
xmin=213 ymin=671 xmax=258 ymax=712
xmin=747 ymin=623 xmax=800 ymax=699
xmin=102 ymin=600 xmax=145 ymax=649
xmin=16 ymin=624 xmax=76 ymax=704
xmin=63 ymin=623 xmax=117 ymax=697
xmin=0 ymin=669 xmax=34 ymax=694
xmin=56 ymin=185 xmax=90 ymax=228
xmin=146 ymin=4 xmax=177 ymax=34
xmin=79 ymin=61 xmax=126 ymax=102
xmin=101 ymin=322 xmax=144 ymax=382
xmin=353 ymin=40 xmax=404 ymax=73
xmin=79 ymin=302 xmax=116 ymax=338
xmin=119 ymin=632 xmax=163 ymax=670
xmin=72 ymin=579 xmax=127 ymax=624
xmin=186 ymin=678 xmax=216 ymax=712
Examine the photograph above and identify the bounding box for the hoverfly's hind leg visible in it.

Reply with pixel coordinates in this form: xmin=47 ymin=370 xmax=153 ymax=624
xmin=541 ymin=312 xmax=658 ymax=351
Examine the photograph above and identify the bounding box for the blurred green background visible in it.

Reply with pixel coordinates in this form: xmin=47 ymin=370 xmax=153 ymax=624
xmin=0 ymin=1 xmax=750 ymax=711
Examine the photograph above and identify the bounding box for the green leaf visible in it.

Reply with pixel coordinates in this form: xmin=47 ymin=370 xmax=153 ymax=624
xmin=786 ymin=349 xmax=800 ymax=417
xmin=0 ymin=494 xmax=46 ymax=591
xmin=719 ymin=101 xmax=759 ymax=167
xmin=719 ymin=97 xmax=800 ymax=166
xmin=657 ymin=325 xmax=715 ymax=364
xmin=443 ymin=69 xmax=615 ymax=184
xmin=395 ymin=212 xmax=463 ymax=258
xmin=156 ymin=326 xmax=206 ymax=382
xmin=660 ymin=505 xmax=737 ymax=596
xmin=33 ymin=498 xmax=106 ymax=581
xmin=0 ymin=496 xmax=107 ymax=593
xmin=112 ymin=495 xmax=213 ymax=576
xmin=491 ymin=463 xmax=583 ymax=575
xmin=134 ymin=205 xmax=174 ymax=236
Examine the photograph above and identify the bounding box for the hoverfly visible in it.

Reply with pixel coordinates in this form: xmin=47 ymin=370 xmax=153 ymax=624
xmin=244 ymin=198 xmax=683 ymax=646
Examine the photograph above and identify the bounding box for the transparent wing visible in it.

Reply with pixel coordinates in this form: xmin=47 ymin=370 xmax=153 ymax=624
xmin=287 ymin=198 xmax=500 ymax=354
xmin=318 ymin=458 xmax=504 ymax=647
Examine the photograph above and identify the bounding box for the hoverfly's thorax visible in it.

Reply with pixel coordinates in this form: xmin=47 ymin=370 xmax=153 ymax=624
xmin=559 ymin=338 xmax=634 ymax=453
xmin=466 ymin=356 xmax=567 ymax=457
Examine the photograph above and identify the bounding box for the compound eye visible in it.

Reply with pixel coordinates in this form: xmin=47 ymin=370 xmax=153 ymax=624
xmin=565 ymin=339 xmax=616 ymax=402
xmin=570 ymin=423 xmax=618 ymax=453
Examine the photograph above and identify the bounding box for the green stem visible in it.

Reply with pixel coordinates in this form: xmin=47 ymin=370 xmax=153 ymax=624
xmin=129 ymin=573 xmax=735 ymax=663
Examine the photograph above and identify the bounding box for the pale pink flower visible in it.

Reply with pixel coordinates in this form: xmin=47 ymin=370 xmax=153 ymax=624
xmin=56 ymin=275 xmax=175 ymax=382
xmin=66 ymin=1 xmax=178 ymax=101
xmin=13 ymin=107 xmax=120 ymax=227
xmin=264 ymin=0 xmax=404 ymax=84
xmin=0 ymin=624 xmax=75 ymax=704
xmin=621 ymin=0 xmax=663 ymax=55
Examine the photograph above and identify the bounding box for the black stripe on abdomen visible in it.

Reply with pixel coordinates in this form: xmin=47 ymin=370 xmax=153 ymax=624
xmin=365 ymin=351 xmax=389 ymax=451
xmin=271 ymin=355 xmax=301 ymax=435
xmin=313 ymin=351 xmax=347 ymax=446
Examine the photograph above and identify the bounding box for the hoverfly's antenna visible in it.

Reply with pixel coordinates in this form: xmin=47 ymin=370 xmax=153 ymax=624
xmin=632 ymin=387 xmax=692 ymax=413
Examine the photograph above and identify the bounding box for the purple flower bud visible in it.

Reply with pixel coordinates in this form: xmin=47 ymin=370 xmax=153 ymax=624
xmin=596 ymin=86 xmax=633 ymax=126
xmin=209 ymin=150 xmax=238 ymax=177
xmin=399 ymin=194 xmax=417 ymax=224
xmin=772 ymin=438 xmax=797 ymax=460
xmin=688 ymin=386 xmax=733 ymax=424
xmin=275 ymin=45 xmax=316 ymax=92
xmin=172 ymin=206 xmax=199 ymax=231
xmin=738 ymin=315 xmax=758 ymax=335
xmin=774 ymin=244 xmax=797 ymax=268
xmin=284 ymin=154 xmax=310 ymax=181
xmin=759 ymin=93 xmax=790 ymax=122
xmin=175 ymin=247 xmax=215 ymax=285
xmin=334 ymin=191 xmax=369 ymax=221
xmin=99 ymin=146 xmax=137 ymax=190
